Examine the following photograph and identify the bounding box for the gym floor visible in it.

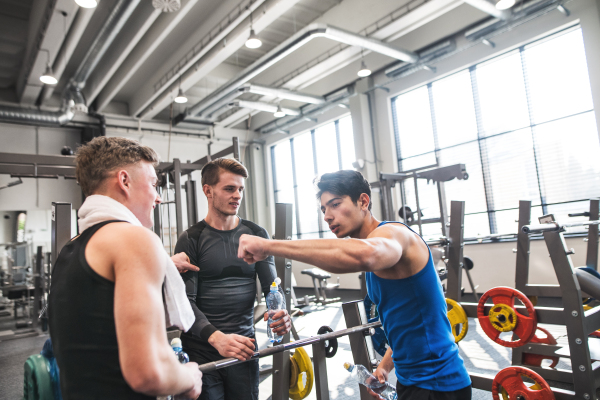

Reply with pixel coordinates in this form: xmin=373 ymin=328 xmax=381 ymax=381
xmin=0 ymin=291 xmax=593 ymax=400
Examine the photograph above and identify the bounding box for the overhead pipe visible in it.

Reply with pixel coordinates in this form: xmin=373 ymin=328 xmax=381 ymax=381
xmin=258 ymin=85 xmax=355 ymax=135
xmin=133 ymin=0 xmax=267 ymax=119
xmin=175 ymin=23 xmax=418 ymax=125
xmin=71 ymin=0 xmax=141 ymax=89
xmin=38 ymin=7 xmax=96 ymax=104
xmin=463 ymin=0 xmax=512 ymax=20
xmin=240 ymin=84 xmax=325 ymax=104
xmin=229 ymin=100 xmax=301 ymax=116
xmin=0 ymin=0 xmax=138 ymax=126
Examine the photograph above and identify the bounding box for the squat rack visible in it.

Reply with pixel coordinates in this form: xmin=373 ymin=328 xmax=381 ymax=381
xmin=375 ymin=163 xmax=468 ymax=236
xmin=445 ymin=198 xmax=600 ymax=399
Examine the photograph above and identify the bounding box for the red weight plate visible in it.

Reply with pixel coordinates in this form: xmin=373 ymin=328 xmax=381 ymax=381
xmin=477 ymin=287 xmax=538 ymax=347
xmin=523 ymin=327 xmax=559 ymax=369
xmin=492 ymin=366 xmax=555 ymax=400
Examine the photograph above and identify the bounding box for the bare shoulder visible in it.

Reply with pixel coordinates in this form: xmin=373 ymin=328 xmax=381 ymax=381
xmin=367 ymin=222 xmax=413 ymax=245
xmin=87 ymin=223 xmax=166 ymax=279
xmin=92 ymin=223 xmax=162 ymax=251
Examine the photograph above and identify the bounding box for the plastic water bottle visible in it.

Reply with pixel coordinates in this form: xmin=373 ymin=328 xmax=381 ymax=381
xmin=343 ymin=362 xmax=397 ymax=400
xmin=165 ymin=338 xmax=189 ymax=400
xmin=171 ymin=338 xmax=189 ymax=364
xmin=266 ymin=280 xmax=284 ymax=343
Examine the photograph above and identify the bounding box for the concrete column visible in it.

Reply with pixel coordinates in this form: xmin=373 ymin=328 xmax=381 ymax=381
xmin=349 ymin=77 xmax=382 ymax=218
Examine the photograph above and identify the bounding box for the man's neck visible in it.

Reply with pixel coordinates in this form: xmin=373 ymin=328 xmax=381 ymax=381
xmin=351 ymin=214 xmax=381 ymax=239
xmin=204 ymin=210 xmax=239 ymax=231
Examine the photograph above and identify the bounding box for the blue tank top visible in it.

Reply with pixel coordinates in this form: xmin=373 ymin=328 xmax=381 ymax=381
xmin=365 ymin=221 xmax=471 ymax=391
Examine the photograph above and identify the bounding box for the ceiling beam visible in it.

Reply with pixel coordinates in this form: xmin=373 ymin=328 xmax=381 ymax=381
xmin=17 ymin=0 xmax=79 ymax=105
xmin=95 ymin=0 xmax=199 ymax=112
xmin=133 ymin=0 xmax=301 ymax=120
xmin=83 ymin=2 xmax=161 ymax=106
xmin=280 ymin=0 xmax=462 ymax=91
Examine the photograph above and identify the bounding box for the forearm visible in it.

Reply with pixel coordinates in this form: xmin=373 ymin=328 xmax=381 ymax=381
xmin=377 ymin=347 xmax=394 ymax=374
xmin=263 ymin=238 xmax=375 ymax=273
xmin=151 ymin=349 xmax=196 ymax=395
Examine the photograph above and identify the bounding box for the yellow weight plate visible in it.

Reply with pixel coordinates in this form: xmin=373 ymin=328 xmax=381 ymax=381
xmin=527 ymin=296 xmax=538 ymax=307
xmin=289 ymin=356 xmax=299 ymax=388
xmin=489 ymin=304 xmax=517 ymax=332
xmin=500 ymin=381 xmax=542 ymax=399
xmin=289 ymin=347 xmax=314 ymax=400
xmin=446 ymin=298 xmax=469 ymax=343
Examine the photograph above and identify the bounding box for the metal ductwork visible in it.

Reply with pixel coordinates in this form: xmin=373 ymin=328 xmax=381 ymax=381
xmin=229 ymin=100 xmax=301 ymax=116
xmin=240 ymin=84 xmax=325 ymax=104
xmin=463 ymin=0 xmax=512 ymax=20
xmin=386 ymin=39 xmax=456 ymax=78
xmin=175 ymin=23 xmax=418 ymax=125
xmin=465 ymin=0 xmax=562 ymax=41
xmin=258 ymin=85 xmax=355 ymax=135
xmin=385 ymin=0 xmax=563 ymax=79
xmin=0 ymin=0 xmax=138 ymax=126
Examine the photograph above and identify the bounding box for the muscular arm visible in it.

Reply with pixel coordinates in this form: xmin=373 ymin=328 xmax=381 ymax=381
xmin=239 ymin=225 xmax=404 ymax=274
xmin=112 ymin=226 xmax=197 ymax=396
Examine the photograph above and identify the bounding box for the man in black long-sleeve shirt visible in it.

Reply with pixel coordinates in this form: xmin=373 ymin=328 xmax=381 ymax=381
xmin=175 ymin=157 xmax=291 ymax=400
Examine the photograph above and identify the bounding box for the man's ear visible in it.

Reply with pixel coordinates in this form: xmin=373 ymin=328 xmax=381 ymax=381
xmin=203 ymin=184 xmax=212 ymax=198
xmin=359 ymin=193 xmax=371 ymax=211
xmin=116 ymin=169 xmax=131 ymax=195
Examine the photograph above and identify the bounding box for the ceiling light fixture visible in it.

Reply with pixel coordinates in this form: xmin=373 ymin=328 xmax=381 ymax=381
xmin=357 ymin=60 xmax=371 ymax=77
xmin=75 ymin=0 xmax=98 ymax=8
xmin=246 ymin=29 xmax=262 ymax=49
xmin=174 ymin=88 xmax=188 ymax=104
xmin=40 ymin=65 xmax=58 ymax=85
xmin=273 ymin=105 xmax=285 ymax=118
xmin=495 ymin=0 xmax=515 ymax=10
xmin=245 ymin=12 xmax=262 ymax=49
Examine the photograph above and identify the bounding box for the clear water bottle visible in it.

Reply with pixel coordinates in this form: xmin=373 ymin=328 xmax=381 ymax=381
xmin=165 ymin=338 xmax=190 ymax=400
xmin=343 ymin=362 xmax=397 ymax=400
xmin=171 ymin=338 xmax=189 ymax=364
xmin=266 ymin=280 xmax=284 ymax=343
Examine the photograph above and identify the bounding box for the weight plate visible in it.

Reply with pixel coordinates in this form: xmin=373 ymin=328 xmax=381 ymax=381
xmin=477 ymin=287 xmax=537 ymax=348
xmin=492 ymin=366 xmax=555 ymax=400
xmin=446 ymin=298 xmax=468 ymax=343
xmin=488 ymin=304 xmax=518 ymax=332
xmin=523 ymin=327 xmax=559 ymax=369
xmin=317 ymin=326 xmax=338 ymax=358
xmin=289 ymin=347 xmax=314 ymax=400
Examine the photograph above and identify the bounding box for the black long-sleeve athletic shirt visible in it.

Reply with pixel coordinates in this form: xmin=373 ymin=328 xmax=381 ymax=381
xmin=175 ymin=218 xmax=277 ymax=360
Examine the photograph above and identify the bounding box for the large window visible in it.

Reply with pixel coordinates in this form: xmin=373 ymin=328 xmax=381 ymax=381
xmin=392 ymin=26 xmax=600 ymax=238
xmin=271 ymin=115 xmax=355 ymax=239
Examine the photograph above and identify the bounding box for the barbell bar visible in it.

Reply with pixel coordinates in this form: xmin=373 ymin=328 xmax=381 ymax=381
xmin=522 ymin=220 xmax=600 ymax=234
xmin=197 ymin=321 xmax=382 ymax=373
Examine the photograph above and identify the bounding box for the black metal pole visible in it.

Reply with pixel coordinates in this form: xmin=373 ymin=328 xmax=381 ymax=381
xmin=197 ymin=321 xmax=381 ymax=373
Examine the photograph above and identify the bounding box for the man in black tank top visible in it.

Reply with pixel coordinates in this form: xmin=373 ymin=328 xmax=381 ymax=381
xmin=48 ymin=137 xmax=203 ymax=399
xmin=175 ymin=158 xmax=291 ymax=400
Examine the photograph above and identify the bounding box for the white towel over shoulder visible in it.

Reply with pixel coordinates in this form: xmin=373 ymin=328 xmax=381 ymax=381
xmin=78 ymin=195 xmax=195 ymax=332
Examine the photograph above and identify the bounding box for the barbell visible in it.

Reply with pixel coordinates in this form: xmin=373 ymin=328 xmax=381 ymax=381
xmin=196 ymin=321 xmax=382 ymax=373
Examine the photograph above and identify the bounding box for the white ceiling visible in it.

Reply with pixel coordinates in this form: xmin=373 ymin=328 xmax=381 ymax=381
xmin=0 ymin=0 xmax=505 ymax=131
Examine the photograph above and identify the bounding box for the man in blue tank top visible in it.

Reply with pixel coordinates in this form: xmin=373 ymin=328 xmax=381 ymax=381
xmin=238 ymin=170 xmax=471 ymax=400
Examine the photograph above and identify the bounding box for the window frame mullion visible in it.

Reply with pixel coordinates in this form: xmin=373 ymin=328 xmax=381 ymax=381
xmin=289 ymin=138 xmax=302 ymax=239
xmin=519 ymin=46 xmax=548 ymax=215
xmin=311 ymin=129 xmax=324 ymax=238
xmin=469 ymin=66 xmax=498 ymax=234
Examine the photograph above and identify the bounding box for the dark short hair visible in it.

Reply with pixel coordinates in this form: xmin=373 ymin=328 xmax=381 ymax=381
xmin=315 ymin=170 xmax=372 ymax=211
xmin=75 ymin=137 xmax=159 ymax=196
xmin=201 ymin=157 xmax=248 ymax=186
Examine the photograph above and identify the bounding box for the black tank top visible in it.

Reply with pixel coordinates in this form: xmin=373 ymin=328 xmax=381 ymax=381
xmin=48 ymin=221 xmax=155 ymax=400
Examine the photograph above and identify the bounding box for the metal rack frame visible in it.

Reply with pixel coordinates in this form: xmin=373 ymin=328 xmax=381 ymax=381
xmin=446 ymin=199 xmax=600 ymax=400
